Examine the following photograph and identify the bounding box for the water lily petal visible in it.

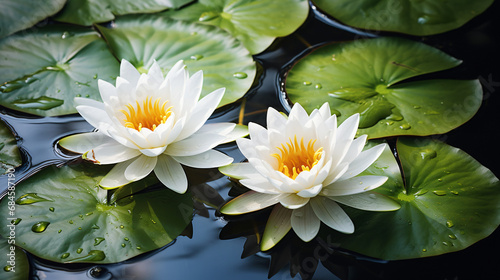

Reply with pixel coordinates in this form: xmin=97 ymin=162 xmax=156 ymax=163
xmin=124 ymin=154 xmax=157 ymax=181
xmin=88 ymin=141 xmax=141 ymax=164
xmin=75 ymin=102 xmax=112 ymax=131
xmin=261 ymin=205 xmax=292 ymax=251
xmin=322 ymin=175 xmax=388 ymax=196
xmin=266 ymin=107 xmax=288 ymax=131
xmin=183 ymin=70 xmax=203 ymax=110
xmin=296 ymin=184 xmax=323 ymax=198
xmin=310 ymin=197 xmax=354 ymax=234
xmin=176 ymin=88 xmax=225 ymax=141
xmin=329 ymin=191 xmax=401 ymax=211
xmin=100 ymin=159 xmax=135 ymax=189
xmin=291 ymin=203 xmax=320 ymax=242
xmin=147 ymin=60 xmax=164 ymax=88
xmin=237 ymin=138 xmax=258 ymax=160
xmin=337 ymin=113 xmax=359 ymax=141
xmin=139 ymin=146 xmax=167 ymax=157
xmin=339 ymin=143 xmax=387 ymax=180
xmin=196 ymin=122 xmax=235 ymax=136
xmin=248 ymin=122 xmax=269 ymax=147
xmin=239 ymin=177 xmax=282 ymax=194
xmin=154 ymin=154 xmax=188 ymax=194
xmin=173 ymin=149 xmax=233 ymax=168
xmin=98 ymin=79 xmax=117 ymax=105
xmin=165 ymin=133 xmax=227 ymax=156
xmin=279 ymin=194 xmax=310 ymax=209
xmin=120 ymin=59 xmax=140 ymax=87
xmin=219 ymin=162 xmax=257 ymax=180
xmin=220 ymin=191 xmax=285 ymax=214
xmin=59 ymin=131 xmax=112 ymax=154
xmin=220 ymin=124 xmax=249 ymax=144
xmin=342 ymin=134 xmax=368 ymax=164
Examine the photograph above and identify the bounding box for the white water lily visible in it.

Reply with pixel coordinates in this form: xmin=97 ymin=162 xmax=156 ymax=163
xmin=60 ymin=59 xmax=246 ymax=194
xmin=220 ymin=103 xmax=400 ymax=250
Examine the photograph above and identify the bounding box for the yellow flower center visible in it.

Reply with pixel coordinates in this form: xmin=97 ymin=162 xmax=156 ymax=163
xmin=272 ymin=136 xmax=323 ymax=180
xmin=121 ymin=97 xmax=172 ymax=131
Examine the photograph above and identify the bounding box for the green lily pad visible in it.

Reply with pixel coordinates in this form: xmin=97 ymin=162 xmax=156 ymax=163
xmin=53 ymin=0 xmax=193 ymax=26
xmin=0 ymin=120 xmax=21 ymax=174
xmin=0 ymin=163 xmax=193 ymax=263
xmin=0 ymin=25 xmax=119 ymax=116
xmin=312 ymin=0 xmax=494 ymax=36
xmin=0 ymin=0 xmax=66 ymax=38
xmin=0 ymin=236 xmax=29 ymax=280
xmin=285 ymin=37 xmax=482 ymax=139
xmin=162 ymin=0 xmax=309 ymax=54
xmin=97 ymin=15 xmax=255 ymax=108
xmin=320 ymin=138 xmax=500 ymax=260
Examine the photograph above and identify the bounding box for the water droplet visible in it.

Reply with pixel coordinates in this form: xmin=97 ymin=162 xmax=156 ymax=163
xmin=386 ymin=113 xmax=404 ymax=121
xmin=199 ymin=11 xmax=219 ymax=21
xmin=368 ymin=193 xmax=377 ymax=199
xmin=61 ymin=31 xmax=73 ymax=39
xmin=413 ymin=105 xmax=421 ymax=109
xmin=61 ymin=253 xmax=70 ymax=259
xmin=399 ymin=124 xmax=411 ymax=130
xmin=124 ymin=237 xmax=129 ymax=241
xmin=13 ymin=96 xmax=64 ymax=110
xmin=136 ymin=246 xmax=142 ymax=250
xmin=233 ymin=72 xmax=247 ymax=79
xmin=119 ymin=225 xmax=124 ymax=229
xmin=314 ymin=83 xmax=322 ymax=89
xmin=66 ymin=250 xmax=106 ymax=263
xmin=93 ymin=74 xmax=98 ymax=79
xmin=86 ymin=212 xmax=94 ymax=216
xmin=77 ymin=248 xmax=83 ymax=254
xmin=94 ymin=237 xmax=105 ymax=246
xmin=16 ymin=193 xmax=51 ymax=205
xmin=11 ymin=218 xmax=22 ymax=225
xmin=415 ymin=189 xmax=428 ymax=196
xmin=78 ymin=227 xmax=82 ymax=230
xmin=79 ymin=214 xmax=83 ymax=219
xmin=31 ymin=221 xmax=50 ymax=233
xmin=422 ymin=248 xmax=427 ymax=252
xmin=91 ymin=224 xmax=100 ymax=229
xmin=190 ymin=54 xmax=203 ymax=60
xmin=451 ymin=190 xmax=459 ymax=195
xmin=76 ymin=94 xmax=82 ymax=97
xmin=420 ymin=149 xmax=437 ymax=160
xmin=49 ymin=207 xmax=55 ymax=212
xmin=4 ymin=265 xmax=14 ymax=272
xmin=303 ymin=81 xmax=312 ymax=86
xmin=438 ymin=178 xmax=443 ymax=182
xmin=151 ymin=219 xmax=157 ymax=224
xmin=418 ymin=15 xmax=429 ymax=24
xmin=121 ymin=243 xmax=126 ymax=248
xmin=69 ymin=220 xmax=74 ymax=224
xmin=442 ymin=241 xmax=449 ymax=246
xmin=448 ymin=234 xmax=457 ymax=240
xmin=58 ymin=229 xmax=62 ymax=233
xmin=433 ymin=190 xmax=447 ymax=196
xmin=446 ymin=220 xmax=454 ymax=228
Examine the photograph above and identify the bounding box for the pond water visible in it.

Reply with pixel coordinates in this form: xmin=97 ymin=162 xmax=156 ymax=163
xmin=1 ymin=2 xmax=500 ymax=280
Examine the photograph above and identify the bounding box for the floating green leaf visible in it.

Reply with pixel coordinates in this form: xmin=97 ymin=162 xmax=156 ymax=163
xmin=285 ymin=37 xmax=482 ymax=138
xmin=0 ymin=163 xmax=193 ymax=263
xmin=0 ymin=120 xmax=21 ymax=174
xmin=53 ymin=0 xmax=193 ymax=26
xmin=312 ymin=0 xmax=494 ymax=36
xmin=0 ymin=25 xmax=119 ymax=116
xmin=0 ymin=236 xmax=29 ymax=280
xmin=321 ymin=138 xmax=500 ymax=260
xmin=162 ymin=0 xmax=309 ymax=54
xmin=0 ymin=0 xmax=66 ymax=38
xmin=97 ymin=15 xmax=255 ymax=108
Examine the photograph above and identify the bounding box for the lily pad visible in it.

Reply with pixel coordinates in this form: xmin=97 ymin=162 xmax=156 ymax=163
xmin=53 ymin=0 xmax=193 ymax=26
xmin=312 ymin=0 xmax=494 ymax=36
xmin=0 ymin=0 xmax=66 ymax=38
xmin=284 ymin=37 xmax=482 ymax=139
xmin=0 ymin=25 xmax=119 ymax=116
xmin=97 ymin=15 xmax=255 ymax=108
xmin=0 ymin=236 xmax=29 ymax=280
xmin=162 ymin=0 xmax=309 ymax=54
xmin=320 ymin=138 xmax=500 ymax=260
xmin=0 ymin=163 xmax=193 ymax=263
xmin=0 ymin=120 xmax=21 ymax=174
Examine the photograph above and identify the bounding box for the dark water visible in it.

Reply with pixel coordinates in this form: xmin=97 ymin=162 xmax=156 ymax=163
xmin=1 ymin=2 xmax=500 ymax=279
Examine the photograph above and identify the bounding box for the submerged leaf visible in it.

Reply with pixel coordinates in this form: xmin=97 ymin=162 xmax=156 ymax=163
xmin=0 ymin=119 xmax=21 ymax=174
